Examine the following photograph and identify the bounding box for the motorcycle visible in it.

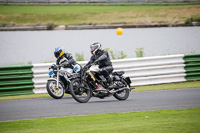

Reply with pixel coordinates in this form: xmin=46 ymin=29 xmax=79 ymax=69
xmin=69 ymin=64 xmax=133 ymax=103
xmin=46 ymin=63 xmax=81 ymax=99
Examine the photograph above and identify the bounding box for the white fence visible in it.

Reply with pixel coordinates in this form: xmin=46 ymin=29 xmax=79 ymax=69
xmin=32 ymin=54 xmax=186 ymax=94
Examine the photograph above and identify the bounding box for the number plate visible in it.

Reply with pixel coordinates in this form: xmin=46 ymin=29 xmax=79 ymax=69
xmin=74 ymin=64 xmax=80 ymax=73
xmin=48 ymin=70 xmax=54 ymax=76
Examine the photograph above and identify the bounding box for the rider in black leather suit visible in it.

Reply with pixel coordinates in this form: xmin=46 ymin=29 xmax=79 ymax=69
xmin=84 ymin=42 xmax=114 ymax=89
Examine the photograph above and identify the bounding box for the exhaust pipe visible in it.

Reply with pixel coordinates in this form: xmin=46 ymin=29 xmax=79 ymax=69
xmin=115 ymin=87 xmax=127 ymax=93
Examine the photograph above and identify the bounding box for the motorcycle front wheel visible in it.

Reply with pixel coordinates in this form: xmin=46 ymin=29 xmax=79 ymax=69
xmin=69 ymin=78 xmax=92 ymax=103
xmin=46 ymin=80 xmax=64 ymax=99
xmin=113 ymin=79 xmax=130 ymax=100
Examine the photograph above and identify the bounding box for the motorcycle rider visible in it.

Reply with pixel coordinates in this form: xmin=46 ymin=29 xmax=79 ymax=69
xmin=84 ymin=42 xmax=114 ymax=89
xmin=53 ymin=47 xmax=77 ymax=69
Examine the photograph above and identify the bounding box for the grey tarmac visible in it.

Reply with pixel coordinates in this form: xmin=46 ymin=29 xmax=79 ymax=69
xmin=0 ymin=88 xmax=200 ymax=122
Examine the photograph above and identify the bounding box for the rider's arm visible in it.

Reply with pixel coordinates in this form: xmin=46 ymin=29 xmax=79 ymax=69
xmin=56 ymin=57 xmax=60 ymax=65
xmin=84 ymin=55 xmax=95 ymax=69
xmin=55 ymin=57 xmax=62 ymax=69
xmin=56 ymin=53 xmax=75 ymax=67
xmin=95 ymin=50 xmax=108 ymax=62
xmin=65 ymin=53 xmax=76 ymax=65
xmin=67 ymin=56 xmax=76 ymax=65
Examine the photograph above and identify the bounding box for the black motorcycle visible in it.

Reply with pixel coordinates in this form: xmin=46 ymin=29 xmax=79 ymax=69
xmin=69 ymin=64 xmax=132 ymax=103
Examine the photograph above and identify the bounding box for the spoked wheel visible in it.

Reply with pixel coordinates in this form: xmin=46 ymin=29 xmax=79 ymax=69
xmin=46 ymin=80 xmax=64 ymax=99
xmin=113 ymin=79 xmax=130 ymax=100
xmin=69 ymin=78 xmax=92 ymax=103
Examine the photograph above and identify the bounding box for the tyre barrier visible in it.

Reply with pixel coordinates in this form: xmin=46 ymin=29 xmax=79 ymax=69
xmin=184 ymin=54 xmax=200 ymax=81
xmin=0 ymin=54 xmax=199 ymax=96
xmin=0 ymin=65 xmax=34 ymax=96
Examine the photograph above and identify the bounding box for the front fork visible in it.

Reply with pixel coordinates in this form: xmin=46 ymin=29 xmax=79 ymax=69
xmin=56 ymin=67 xmax=59 ymax=89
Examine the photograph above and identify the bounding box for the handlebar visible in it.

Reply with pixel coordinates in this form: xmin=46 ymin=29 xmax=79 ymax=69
xmin=84 ymin=63 xmax=96 ymax=70
xmin=49 ymin=64 xmax=66 ymax=70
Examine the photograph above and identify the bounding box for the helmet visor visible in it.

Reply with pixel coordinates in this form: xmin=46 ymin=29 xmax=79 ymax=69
xmin=90 ymin=45 xmax=98 ymax=54
xmin=54 ymin=51 xmax=60 ymax=58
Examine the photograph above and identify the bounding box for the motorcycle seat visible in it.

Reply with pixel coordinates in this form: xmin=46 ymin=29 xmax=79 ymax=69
xmin=113 ymin=71 xmax=125 ymax=76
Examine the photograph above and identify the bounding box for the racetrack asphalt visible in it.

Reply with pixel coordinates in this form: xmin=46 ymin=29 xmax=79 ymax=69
xmin=0 ymin=88 xmax=200 ymax=122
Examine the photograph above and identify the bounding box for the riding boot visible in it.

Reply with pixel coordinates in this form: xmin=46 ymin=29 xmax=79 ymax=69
xmin=106 ymin=76 xmax=114 ymax=89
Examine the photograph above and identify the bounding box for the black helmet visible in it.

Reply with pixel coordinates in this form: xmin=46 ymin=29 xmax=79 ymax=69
xmin=90 ymin=42 xmax=101 ymax=55
xmin=54 ymin=47 xmax=64 ymax=58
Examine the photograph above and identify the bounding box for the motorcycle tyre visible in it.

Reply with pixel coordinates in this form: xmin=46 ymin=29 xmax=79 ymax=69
xmin=46 ymin=80 xmax=64 ymax=99
xmin=69 ymin=78 xmax=92 ymax=103
xmin=113 ymin=79 xmax=130 ymax=100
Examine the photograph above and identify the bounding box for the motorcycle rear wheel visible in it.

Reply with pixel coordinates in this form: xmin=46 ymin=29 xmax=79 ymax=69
xmin=113 ymin=79 xmax=130 ymax=100
xmin=69 ymin=78 xmax=92 ymax=103
xmin=46 ymin=80 xmax=64 ymax=99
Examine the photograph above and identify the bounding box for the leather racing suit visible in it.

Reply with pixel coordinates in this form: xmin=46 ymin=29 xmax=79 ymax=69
xmin=84 ymin=49 xmax=114 ymax=80
xmin=56 ymin=53 xmax=77 ymax=69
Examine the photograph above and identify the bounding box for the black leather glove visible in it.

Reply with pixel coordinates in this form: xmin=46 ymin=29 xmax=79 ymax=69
xmin=84 ymin=65 xmax=90 ymax=70
xmin=94 ymin=60 xmax=99 ymax=65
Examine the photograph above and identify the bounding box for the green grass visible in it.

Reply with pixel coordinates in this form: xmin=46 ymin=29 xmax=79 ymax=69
xmin=0 ymin=81 xmax=199 ymax=101
xmin=134 ymin=81 xmax=200 ymax=91
xmin=185 ymin=14 xmax=200 ymax=24
xmin=0 ymin=5 xmax=199 ymax=26
xmin=0 ymin=108 xmax=200 ymax=133
xmin=0 ymin=5 xmax=194 ymax=14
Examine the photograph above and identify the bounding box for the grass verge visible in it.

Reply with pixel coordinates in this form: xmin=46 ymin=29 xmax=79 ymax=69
xmin=134 ymin=81 xmax=200 ymax=91
xmin=0 ymin=81 xmax=199 ymax=101
xmin=0 ymin=108 xmax=200 ymax=133
xmin=0 ymin=5 xmax=200 ymax=26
